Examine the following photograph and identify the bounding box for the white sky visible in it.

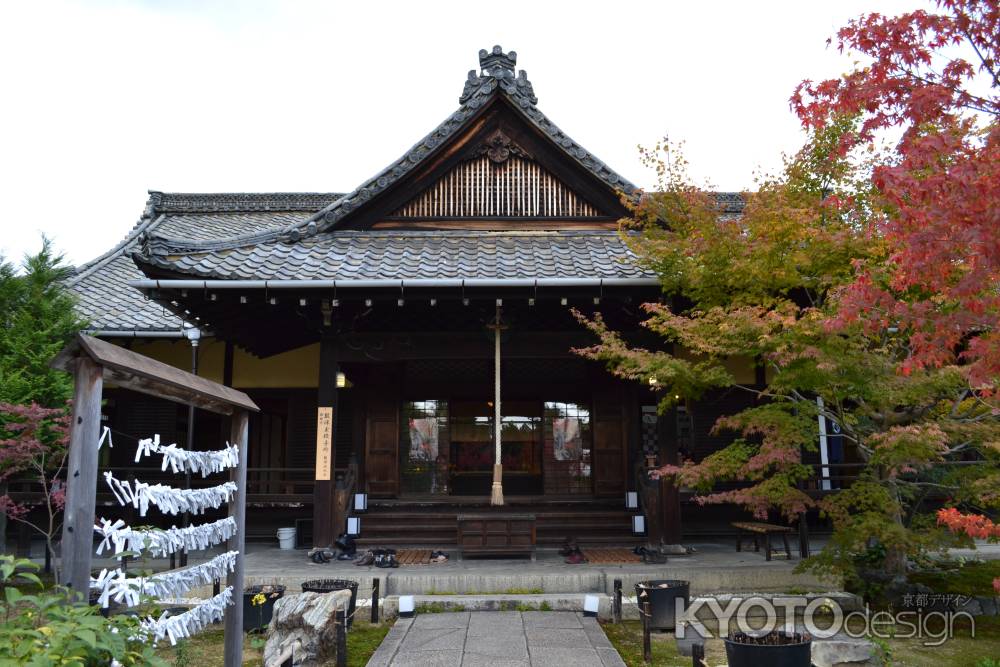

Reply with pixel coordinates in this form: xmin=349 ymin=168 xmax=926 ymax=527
xmin=0 ymin=0 xmax=925 ymax=267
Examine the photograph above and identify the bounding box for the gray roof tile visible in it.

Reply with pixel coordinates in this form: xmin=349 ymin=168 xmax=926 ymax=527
xmin=136 ymin=230 xmax=654 ymax=282
xmin=68 ymin=193 xmax=339 ymax=331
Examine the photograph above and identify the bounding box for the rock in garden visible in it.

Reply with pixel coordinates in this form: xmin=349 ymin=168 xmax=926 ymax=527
xmin=811 ymin=636 xmax=881 ymax=667
xmin=263 ymin=590 xmax=352 ymax=667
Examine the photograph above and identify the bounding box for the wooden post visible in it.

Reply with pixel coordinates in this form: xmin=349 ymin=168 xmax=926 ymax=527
xmin=313 ymin=337 xmax=338 ymax=547
xmin=799 ymin=512 xmax=810 ymax=558
xmin=641 ymin=600 xmax=652 ymax=664
xmin=60 ymin=356 xmax=104 ymax=596
xmin=223 ymin=409 xmax=249 ymax=667
xmin=659 ymin=406 xmax=681 ymax=544
xmin=692 ymin=643 xmax=705 ymax=667
xmin=613 ymin=578 xmax=622 ymax=624
xmin=371 ymin=578 xmax=380 ymax=624
xmin=335 ymin=608 xmax=347 ymax=667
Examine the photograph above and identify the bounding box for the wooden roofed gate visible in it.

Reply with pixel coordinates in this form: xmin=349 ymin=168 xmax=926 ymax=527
xmin=51 ymin=333 xmax=259 ymax=667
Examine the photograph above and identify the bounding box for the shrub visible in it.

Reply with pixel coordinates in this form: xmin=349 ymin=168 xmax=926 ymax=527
xmin=0 ymin=555 xmax=165 ymax=666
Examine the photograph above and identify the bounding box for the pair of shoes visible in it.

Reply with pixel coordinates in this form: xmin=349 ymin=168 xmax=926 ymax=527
xmin=636 ymin=547 xmax=667 ymax=565
xmin=354 ymin=550 xmax=374 ymax=566
xmin=336 ymin=552 xmax=356 ymax=561
xmin=564 ymin=549 xmax=587 ymax=565
xmin=430 ymin=550 xmax=449 ymax=564
xmin=311 ymin=550 xmax=332 ymax=564
xmin=558 ymin=537 xmax=578 ymax=557
xmin=374 ymin=552 xmax=399 ymax=568
xmin=335 ymin=533 xmax=356 ymax=552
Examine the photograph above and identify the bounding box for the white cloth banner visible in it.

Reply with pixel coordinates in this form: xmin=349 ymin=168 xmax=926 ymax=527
xmin=134 ymin=434 xmax=240 ymax=477
xmin=139 ymin=586 xmax=234 ymax=646
xmin=104 ymin=472 xmax=237 ymax=516
xmin=90 ymin=550 xmax=238 ymax=608
xmin=94 ymin=517 xmax=237 ymax=558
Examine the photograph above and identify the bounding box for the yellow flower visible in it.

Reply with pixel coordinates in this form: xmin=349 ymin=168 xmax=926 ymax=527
xmin=251 ymin=593 xmax=266 ymax=606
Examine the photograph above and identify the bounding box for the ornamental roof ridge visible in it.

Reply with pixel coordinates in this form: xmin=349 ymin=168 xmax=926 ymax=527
xmin=148 ymin=191 xmax=344 ymax=214
xmin=271 ymin=45 xmax=639 ymax=242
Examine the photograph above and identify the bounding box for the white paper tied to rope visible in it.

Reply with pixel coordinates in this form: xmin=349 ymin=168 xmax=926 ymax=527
xmin=94 ymin=517 xmax=238 ymax=558
xmin=139 ymin=586 xmax=235 ymax=646
xmin=90 ymin=550 xmax=239 ymax=608
xmin=104 ymin=472 xmax=237 ymax=516
xmin=134 ymin=434 xmax=240 ymax=477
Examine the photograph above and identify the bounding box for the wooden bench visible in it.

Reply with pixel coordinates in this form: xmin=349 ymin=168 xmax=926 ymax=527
xmin=732 ymin=521 xmax=794 ymax=561
xmin=457 ymin=513 xmax=536 ymax=561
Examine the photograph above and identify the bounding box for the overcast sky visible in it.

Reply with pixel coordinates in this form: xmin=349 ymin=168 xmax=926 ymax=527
xmin=0 ymin=0 xmax=925 ymax=268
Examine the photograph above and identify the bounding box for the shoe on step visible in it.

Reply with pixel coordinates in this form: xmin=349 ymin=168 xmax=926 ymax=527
xmin=564 ymin=551 xmax=587 ymax=564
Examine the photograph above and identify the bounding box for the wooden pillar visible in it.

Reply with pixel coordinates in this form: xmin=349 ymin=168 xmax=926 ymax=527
xmin=312 ymin=336 xmax=339 ymax=548
xmin=60 ymin=356 xmax=104 ymax=596
xmin=223 ymin=409 xmax=249 ymax=667
xmin=659 ymin=406 xmax=682 ymax=544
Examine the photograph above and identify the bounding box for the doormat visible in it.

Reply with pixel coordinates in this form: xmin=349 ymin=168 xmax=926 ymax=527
xmin=396 ymin=549 xmax=433 ymax=565
xmin=580 ymin=548 xmax=642 ymax=564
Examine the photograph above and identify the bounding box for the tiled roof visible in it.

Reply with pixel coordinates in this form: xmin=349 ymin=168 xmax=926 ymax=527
xmin=140 ymin=47 xmax=643 ymax=255
xmin=68 ymin=192 xmax=340 ymax=331
xmin=135 ymin=230 xmax=655 ymax=282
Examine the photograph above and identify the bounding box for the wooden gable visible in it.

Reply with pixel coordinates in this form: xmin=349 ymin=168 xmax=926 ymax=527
xmin=389 ymin=131 xmax=603 ymax=220
xmin=338 ymin=96 xmax=630 ymax=230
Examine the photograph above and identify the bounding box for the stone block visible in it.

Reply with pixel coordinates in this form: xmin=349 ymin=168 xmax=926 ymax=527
xmin=528 ymin=646 xmax=604 ymax=667
xmin=812 ymin=637 xmax=878 ymax=667
xmin=525 ymin=627 xmax=590 ymax=647
xmin=521 ymin=611 xmax=583 ymax=628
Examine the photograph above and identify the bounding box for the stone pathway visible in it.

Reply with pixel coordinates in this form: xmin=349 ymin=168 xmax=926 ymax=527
xmin=367 ymin=611 xmax=627 ymax=666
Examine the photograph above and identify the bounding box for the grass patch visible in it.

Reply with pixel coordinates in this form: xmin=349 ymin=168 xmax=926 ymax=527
xmin=599 ymin=617 xmax=1000 ymax=667
xmin=416 ymin=602 xmax=465 ymax=613
xmin=425 ymin=587 xmax=544 ymax=595
xmin=910 ymin=560 xmax=1000 ymax=597
xmin=155 ymin=621 xmax=390 ymax=666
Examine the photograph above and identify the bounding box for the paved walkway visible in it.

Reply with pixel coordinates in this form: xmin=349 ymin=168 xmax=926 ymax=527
xmin=367 ymin=611 xmax=626 ymax=666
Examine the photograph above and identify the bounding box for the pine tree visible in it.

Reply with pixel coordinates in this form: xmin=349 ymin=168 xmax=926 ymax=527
xmin=0 ymin=238 xmax=87 ymax=407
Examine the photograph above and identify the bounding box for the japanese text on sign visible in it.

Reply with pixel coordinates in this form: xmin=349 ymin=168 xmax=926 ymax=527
xmin=315 ymin=407 xmax=333 ymax=480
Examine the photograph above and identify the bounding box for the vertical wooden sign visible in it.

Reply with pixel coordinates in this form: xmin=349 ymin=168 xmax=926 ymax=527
xmin=315 ymin=406 xmax=333 ymax=480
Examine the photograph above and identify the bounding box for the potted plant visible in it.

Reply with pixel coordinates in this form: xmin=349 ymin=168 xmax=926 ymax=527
xmin=301 ymin=579 xmax=359 ymax=629
xmin=634 ymin=579 xmax=689 ymax=631
xmin=724 ymin=630 xmax=812 ymax=667
xmin=243 ymin=583 xmax=286 ymax=632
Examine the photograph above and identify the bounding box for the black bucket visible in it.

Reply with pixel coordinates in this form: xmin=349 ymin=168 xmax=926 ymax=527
xmin=634 ymin=579 xmax=690 ymax=631
xmin=243 ymin=584 xmax=286 ymax=633
xmin=724 ymin=631 xmax=812 ymax=667
xmin=301 ymin=578 xmax=359 ymax=629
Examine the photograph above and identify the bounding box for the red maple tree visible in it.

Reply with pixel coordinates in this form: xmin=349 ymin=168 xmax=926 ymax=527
xmin=792 ymin=0 xmax=999 ymax=384
xmin=0 ymin=402 xmax=70 ymax=575
xmin=794 ymin=0 xmax=998 ymax=590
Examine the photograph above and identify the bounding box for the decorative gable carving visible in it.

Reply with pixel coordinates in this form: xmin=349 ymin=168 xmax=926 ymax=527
xmin=390 ymin=133 xmax=602 ymax=219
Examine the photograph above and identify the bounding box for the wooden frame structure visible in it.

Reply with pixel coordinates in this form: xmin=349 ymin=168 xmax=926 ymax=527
xmin=51 ymin=333 xmax=259 ymax=667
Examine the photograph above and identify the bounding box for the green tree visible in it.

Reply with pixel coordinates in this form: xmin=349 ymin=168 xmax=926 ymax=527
xmin=0 ymin=238 xmax=87 ymax=407
xmin=575 ymin=123 xmax=999 ymax=587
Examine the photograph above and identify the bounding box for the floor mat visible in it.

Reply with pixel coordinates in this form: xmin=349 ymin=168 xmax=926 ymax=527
xmin=396 ymin=549 xmax=433 ymax=565
xmin=580 ymin=548 xmax=642 ymax=564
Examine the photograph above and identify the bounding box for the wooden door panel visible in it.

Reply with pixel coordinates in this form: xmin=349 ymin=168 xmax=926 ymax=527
xmin=592 ymin=391 xmax=627 ymax=497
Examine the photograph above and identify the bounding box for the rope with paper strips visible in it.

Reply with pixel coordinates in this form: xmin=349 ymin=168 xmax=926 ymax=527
xmin=95 ymin=517 xmax=237 ymax=558
xmin=92 ymin=434 xmax=242 ymax=644
xmin=134 ymin=434 xmax=240 ymax=477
